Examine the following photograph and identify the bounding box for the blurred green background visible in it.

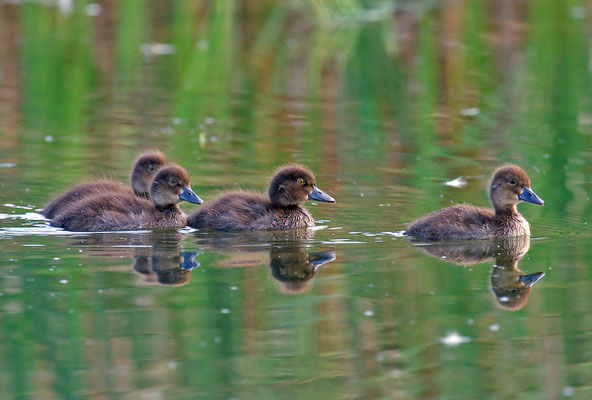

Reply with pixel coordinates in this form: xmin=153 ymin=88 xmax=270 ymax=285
xmin=1 ymin=0 xmax=592 ymax=398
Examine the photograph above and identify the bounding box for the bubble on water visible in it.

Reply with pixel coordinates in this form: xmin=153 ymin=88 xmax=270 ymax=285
xmin=438 ymin=331 xmax=471 ymax=346
xmin=459 ymin=107 xmax=480 ymax=116
xmin=59 ymin=279 xmax=68 ymax=284
xmin=198 ymin=39 xmax=209 ymax=51
xmin=85 ymin=3 xmax=101 ymax=16
xmin=57 ymin=0 xmax=72 ymax=15
xmin=364 ymin=310 xmax=374 ymax=317
xmin=168 ymin=361 xmax=177 ymax=369
xmin=230 ymin=286 xmax=238 ymax=291
xmin=140 ymin=43 xmax=175 ymax=57
xmin=562 ymin=387 xmax=575 ymax=396
xmin=570 ymin=6 xmax=587 ymax=19
xmin=53 ymin=257 xmax=60 ymax=261
xmin=489 ymin=324 xmax=500 ymax=332
xmin=44 ymin=135 xmax=54 ymax=142
xmin=221 ymin=308 xmax=230 ymax=314
xmin=444 ymin=176 xmax=467 ymax=188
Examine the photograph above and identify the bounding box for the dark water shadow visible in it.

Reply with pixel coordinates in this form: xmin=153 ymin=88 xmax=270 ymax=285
xmin=412 ymin=236 xmax=545 ymax=310
xmin=192 ymin=229 xmax=336 ymax=294
xmin=67 ymin=231 xmax=199 ymax=286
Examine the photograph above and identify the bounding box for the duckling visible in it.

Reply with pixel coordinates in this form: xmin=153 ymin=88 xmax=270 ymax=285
xmin=406 ymin=165 xmax=544 ymax=240
xmin=41 ymin=151 xmax=169 ymax=219
xmin=187 ymin=164 xmax=335 ymax=231
xmin=51 ymin=164 xmax=202 ymax=231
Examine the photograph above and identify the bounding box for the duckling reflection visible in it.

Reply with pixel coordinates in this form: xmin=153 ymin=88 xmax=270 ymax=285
xmin=68 ymin=231 xmax=199 ymax=286
xmin=134 ymin=250 xmax=199 ymax=286
xmin=269 ymin=247 xmax=336 ymax=294
xmin=193 ymin=230 xmax=336 ymax=293
xmin=414 ymin=236 xmax=545 ymax=310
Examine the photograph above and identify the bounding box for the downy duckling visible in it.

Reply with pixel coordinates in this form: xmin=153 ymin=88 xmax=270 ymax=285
xmin=406 ymin=165 xmax=544 ymax=240
xmin=41 ymin=151 xmax=169 ymax=218
xmin=187 ymin=164 xmax=335 ymax=230
xmin=51 ymin=164 xmax=202 ymax=231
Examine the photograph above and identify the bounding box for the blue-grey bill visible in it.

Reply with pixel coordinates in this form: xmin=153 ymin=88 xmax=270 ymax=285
xmin=180 ymin=251 xmax=200 ymax=270
xmin=309 ymin=251 xmax=337 ymax=271
xmin=519 ymin=272 xmax=545 ymax=287
xmin=179 ymin=186 xmax=203 ymax=204
xmin=308 ymin=186 xmax=335 ymax=203
xmin=518 ymin=187 xmax=544 ymax=205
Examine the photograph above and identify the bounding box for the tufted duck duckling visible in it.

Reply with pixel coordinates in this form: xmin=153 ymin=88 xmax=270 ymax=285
xmin=406 ymin=165 xmax=543 ymax=240
xmin=187 ymin=164 xmax=335 ymax=231
xmin=41 ymin=151 xmax=169 ymax=219
xmin=51 ymin=164 xmax=202 ymax=231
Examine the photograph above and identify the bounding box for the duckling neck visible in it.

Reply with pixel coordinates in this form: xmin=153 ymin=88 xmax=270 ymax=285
xmin=494 ymin=204 xmax=520 ymax=219
xmin=269 ymin=197 xmax=300 ymax=209
xmin=271 ymin=202 xmax=299 ymax=211
xmin=156 ymin=204 xmax=180 ymax=213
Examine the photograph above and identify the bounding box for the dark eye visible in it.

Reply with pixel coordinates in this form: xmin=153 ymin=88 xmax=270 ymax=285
xmin=148 ymin=164 xmax=155 ymax=171
xmin=508 ymin=178 xmax=517 ymax=185
xmin=297 ymin=178 xmax=305 ymax=185
xmin=169 ymin=178 xmax=178 ymax=185
xmin=510 ymin=289 xmax=519 ymax=295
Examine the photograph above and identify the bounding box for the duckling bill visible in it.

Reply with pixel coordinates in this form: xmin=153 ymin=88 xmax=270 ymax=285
xmin=406 ymin=165 xmax=543 ymax=240
xmin=187 ymin=164 xmax=335 ymax=231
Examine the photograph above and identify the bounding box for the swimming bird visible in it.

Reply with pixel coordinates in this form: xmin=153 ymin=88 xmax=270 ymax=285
xmin=41 ymin=151 xmax=169 ymax=219
xmin=187 ymin=164 xmax=335 ymax=230
xmin=406 ymin=165 xmax=544 ymax=240
xmin=51 ymin=164 xmax=202 ymax=231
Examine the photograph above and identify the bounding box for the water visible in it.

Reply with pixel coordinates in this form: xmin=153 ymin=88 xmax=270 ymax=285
xmin=1 ymin=1 xmax=592 ymax=398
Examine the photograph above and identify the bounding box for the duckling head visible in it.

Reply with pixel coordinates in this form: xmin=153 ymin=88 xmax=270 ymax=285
xmin=490 ymin=266 xmax=545 ymax=310
xmin=131 ymin=151 xmax=169 ymax=198
xmin=270 ymin=249 xmax=336 ymax=294
xmin=268 ymin=164 xmax=335 ymax=207
xmin=150 ymin=164 xmax=202 ymax=209
xmin=489 ymin=165 xmax=544 ymax=213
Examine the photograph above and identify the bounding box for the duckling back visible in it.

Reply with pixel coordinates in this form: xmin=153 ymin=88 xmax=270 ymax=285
xmin=51 ymin=193 xmax=187 ymax=231
xmin=42 ymin=151 xmax=169 ymax=219
xmin=41 ymin=180 xmax=131 ymax=219
xmin=187 ymin=191 xmax=314 ymax=231
xmin=51 ymin=164 xmax=200 ymax=232
xmin=406 ymin=204 xmax=530 ymax=240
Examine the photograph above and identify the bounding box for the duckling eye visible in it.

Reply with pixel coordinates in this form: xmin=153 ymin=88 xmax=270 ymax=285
xmin=148 ymin=164 xmax=155 ymax=171
xmin=508 ymin=178 xmax=517 ymax=185
xmin=297 ymin=178 xmax=306 ymax=186
xmin=510 ymin=289 xmax=519 ymax=295
xmin=168 ymin=178 xmax=178 ymax=185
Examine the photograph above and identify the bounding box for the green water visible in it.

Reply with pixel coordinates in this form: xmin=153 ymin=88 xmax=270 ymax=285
xmin=1 ymin=0 xmax=592 ymax=398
